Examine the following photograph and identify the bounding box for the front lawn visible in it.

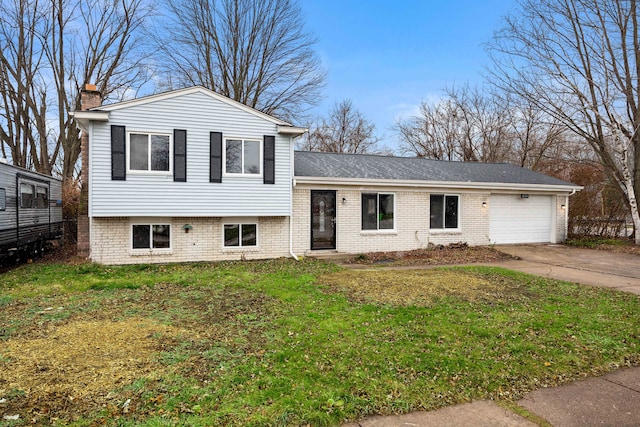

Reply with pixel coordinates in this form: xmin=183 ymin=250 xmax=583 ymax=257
xmin=0 ymin=259 xmax=639 ymax=426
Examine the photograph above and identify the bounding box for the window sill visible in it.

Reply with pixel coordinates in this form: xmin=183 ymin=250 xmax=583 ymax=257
xmin=130 ymin=249 xmax=173 ymax=256
xmin=360 ymin=230 xmax=397 ymax=236
xmin=222 ymin=246 xmax=260 ymax=252
xmin=429 ymin=229 xmax=462 ymax=235
xmin=222 ymin=173 xmax=263 ymax=178
xmin=127 ymin=171 xmax=173 ymax=176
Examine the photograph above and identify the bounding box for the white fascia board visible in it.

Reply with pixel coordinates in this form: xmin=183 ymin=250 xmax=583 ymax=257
xmin=93 ymin=86 xmax=293 ymax=127
xmin=277 ymin=125 xmax=307 ymax=136
xmin=293 ymin=176 xmax=583 ymax=193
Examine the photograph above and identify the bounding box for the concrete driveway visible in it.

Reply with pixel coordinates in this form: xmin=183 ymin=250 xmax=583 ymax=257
xmin=495 ymin=244 xmax=640 ymax=295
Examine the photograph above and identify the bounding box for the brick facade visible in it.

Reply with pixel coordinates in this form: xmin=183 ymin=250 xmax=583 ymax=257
xmin=78 ymin=84 xmax=102 ymax=257
xmin=90 ymin=216 xmax=290 ymax=265
xmin=292 ymin=185 xmax=492 ymax=256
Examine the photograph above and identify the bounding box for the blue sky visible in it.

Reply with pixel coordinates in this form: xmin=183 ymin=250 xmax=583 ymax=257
xmin=300 ymin=1 xmax=517 ymax=149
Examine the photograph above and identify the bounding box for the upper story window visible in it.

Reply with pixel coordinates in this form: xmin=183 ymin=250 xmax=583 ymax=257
xmin=430 ymin=194 xmax=460 ymax=230
xmin=0 ymin=188 xmax=5 ymax=211
xmin=128 ymin=132 xmax=172 ymax=173
xmin=36 ymin=186 xmax=48 ymax=208
xmin=224 ymin=138 xmax=261 ymax=176
xmin=20 ymin=183 xmax=34 ymax=208
xmin=361 ymin=192 xmax=395 ymax=231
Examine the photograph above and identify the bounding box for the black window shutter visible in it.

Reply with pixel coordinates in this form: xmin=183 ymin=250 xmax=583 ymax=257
xmin=111 ymin=125 xmax=126 ymax=181
xmin=210 ymin=132 xmax=223 ymax=183
xmin=174 ymin=129 xmax=187 ymax=182
xmin=263 ymin=135 xmax=275 ymax=184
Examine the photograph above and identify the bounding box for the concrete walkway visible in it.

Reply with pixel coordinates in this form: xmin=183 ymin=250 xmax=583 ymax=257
xmin=495 ymin=244 xmax=640 ymax=295
xmin=342 ymin=245 xmax=640 ymax=426
xmin=343 ymin=367 xmax=640 ymax=426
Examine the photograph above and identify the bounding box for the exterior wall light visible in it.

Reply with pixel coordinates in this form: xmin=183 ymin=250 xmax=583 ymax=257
xmin=561 ymin=204 xmax=566 ymax=210
xmin=482 ymin=202 xmax=488 ymax=208
xmin=342 ymin=197 xmax=347 ymax=204
xmin=183 ymin=224 xmax=193 ymax=233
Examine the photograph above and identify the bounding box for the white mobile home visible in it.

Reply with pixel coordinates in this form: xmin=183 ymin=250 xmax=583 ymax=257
xmin=0 ymin=161 xmax=63 ymax=261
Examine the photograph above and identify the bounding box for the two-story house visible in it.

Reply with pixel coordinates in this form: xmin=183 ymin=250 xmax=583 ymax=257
xmin=73 ymin=85 xmax=581 ymax=265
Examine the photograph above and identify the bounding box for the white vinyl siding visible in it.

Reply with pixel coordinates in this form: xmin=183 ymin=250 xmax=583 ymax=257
xmin=489 ymin=194 xmax=553 ymax=244
xmin=89 ymin=91 xmax=292 ymax=217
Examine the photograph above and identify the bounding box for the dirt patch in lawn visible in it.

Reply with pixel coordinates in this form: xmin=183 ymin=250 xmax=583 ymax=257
xmin=0 ymin=283 xmax=278 ymax=424
xmin=318 ymin=269 xmax=534 ymax=306
xmin=0 ymin=318 xmax=184 ymax=422
xmin=344 ymin=243 xmax=513 ymax=266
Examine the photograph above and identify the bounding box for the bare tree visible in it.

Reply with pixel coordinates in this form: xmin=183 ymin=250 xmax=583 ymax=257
xmin=487 ymin=0 xmax=640 ymax=244
xmin=394 ymin=96 xmax=454 ymax=160
xmin=396 ymin=86 xmax=509 ymax=162
xmin=503 ymin=95 xmax=571 ymax=171
xmin=156 ymin=0 xmax=325 ymax=123
xmin=396 ymin=85 xmax=572 ymax=172
xmin=0 ymin=0 xmax=151 ymax=180
xmin=299 ymin=99 xmax=380 ymax=154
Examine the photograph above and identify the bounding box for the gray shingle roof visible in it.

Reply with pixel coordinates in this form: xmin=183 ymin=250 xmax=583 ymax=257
xmin=294 ymin=151 xmax=577 ymax=187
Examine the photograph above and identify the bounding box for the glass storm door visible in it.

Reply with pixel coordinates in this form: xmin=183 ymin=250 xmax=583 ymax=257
xmin=311 ymin=190 xmax=336 ymax=250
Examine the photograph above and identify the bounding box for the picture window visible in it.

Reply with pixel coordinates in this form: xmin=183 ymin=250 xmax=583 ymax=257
xmin=361 ymin=193 xmax=394 ymax=230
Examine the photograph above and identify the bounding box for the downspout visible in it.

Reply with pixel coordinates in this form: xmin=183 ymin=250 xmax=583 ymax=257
xmin=289 ymin=135 xmax=298 ymax=261
xmin=565 ymin=188 xmax=577 ymax=241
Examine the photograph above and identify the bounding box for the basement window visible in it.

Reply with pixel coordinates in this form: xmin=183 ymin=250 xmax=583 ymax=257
xmin=224 ymin=223 xmax=257 ymax=247
xmin=132 ymin=224 xmax=171 ymax=250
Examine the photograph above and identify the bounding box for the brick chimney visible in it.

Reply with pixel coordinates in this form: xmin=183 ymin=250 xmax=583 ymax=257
xmin=77 ymin=83 xmax=102 ymax=257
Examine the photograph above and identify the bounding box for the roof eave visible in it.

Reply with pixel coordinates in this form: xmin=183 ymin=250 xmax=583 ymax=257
xmin=70 ymin=110 xmax=110 ymax=131
xmin=293 ymin=176 xmax=583 ymax=193
xmin=277 ymin=125 xmax=308 ymax=137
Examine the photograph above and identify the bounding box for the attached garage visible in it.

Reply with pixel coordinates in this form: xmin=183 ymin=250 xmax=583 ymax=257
xmin=489 ymin=194 xmax=555 ymax=244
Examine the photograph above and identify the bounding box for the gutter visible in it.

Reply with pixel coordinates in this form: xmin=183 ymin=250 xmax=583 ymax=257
xmin=293 ymin=176 xmax=583 ymax=193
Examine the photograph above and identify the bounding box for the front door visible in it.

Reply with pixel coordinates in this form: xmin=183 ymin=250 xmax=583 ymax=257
xmin=311 ymin=190 xmax=336 ymax=250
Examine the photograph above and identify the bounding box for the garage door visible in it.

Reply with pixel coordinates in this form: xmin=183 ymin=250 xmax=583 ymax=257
xmin=489 ymin=195 xmax=553 ymax=244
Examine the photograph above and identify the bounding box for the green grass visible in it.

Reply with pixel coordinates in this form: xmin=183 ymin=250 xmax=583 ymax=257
xmin=1 ymin=259 xmax=639 ymax=426
xmin=566 ymin=236 xmax=633 ymax=248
